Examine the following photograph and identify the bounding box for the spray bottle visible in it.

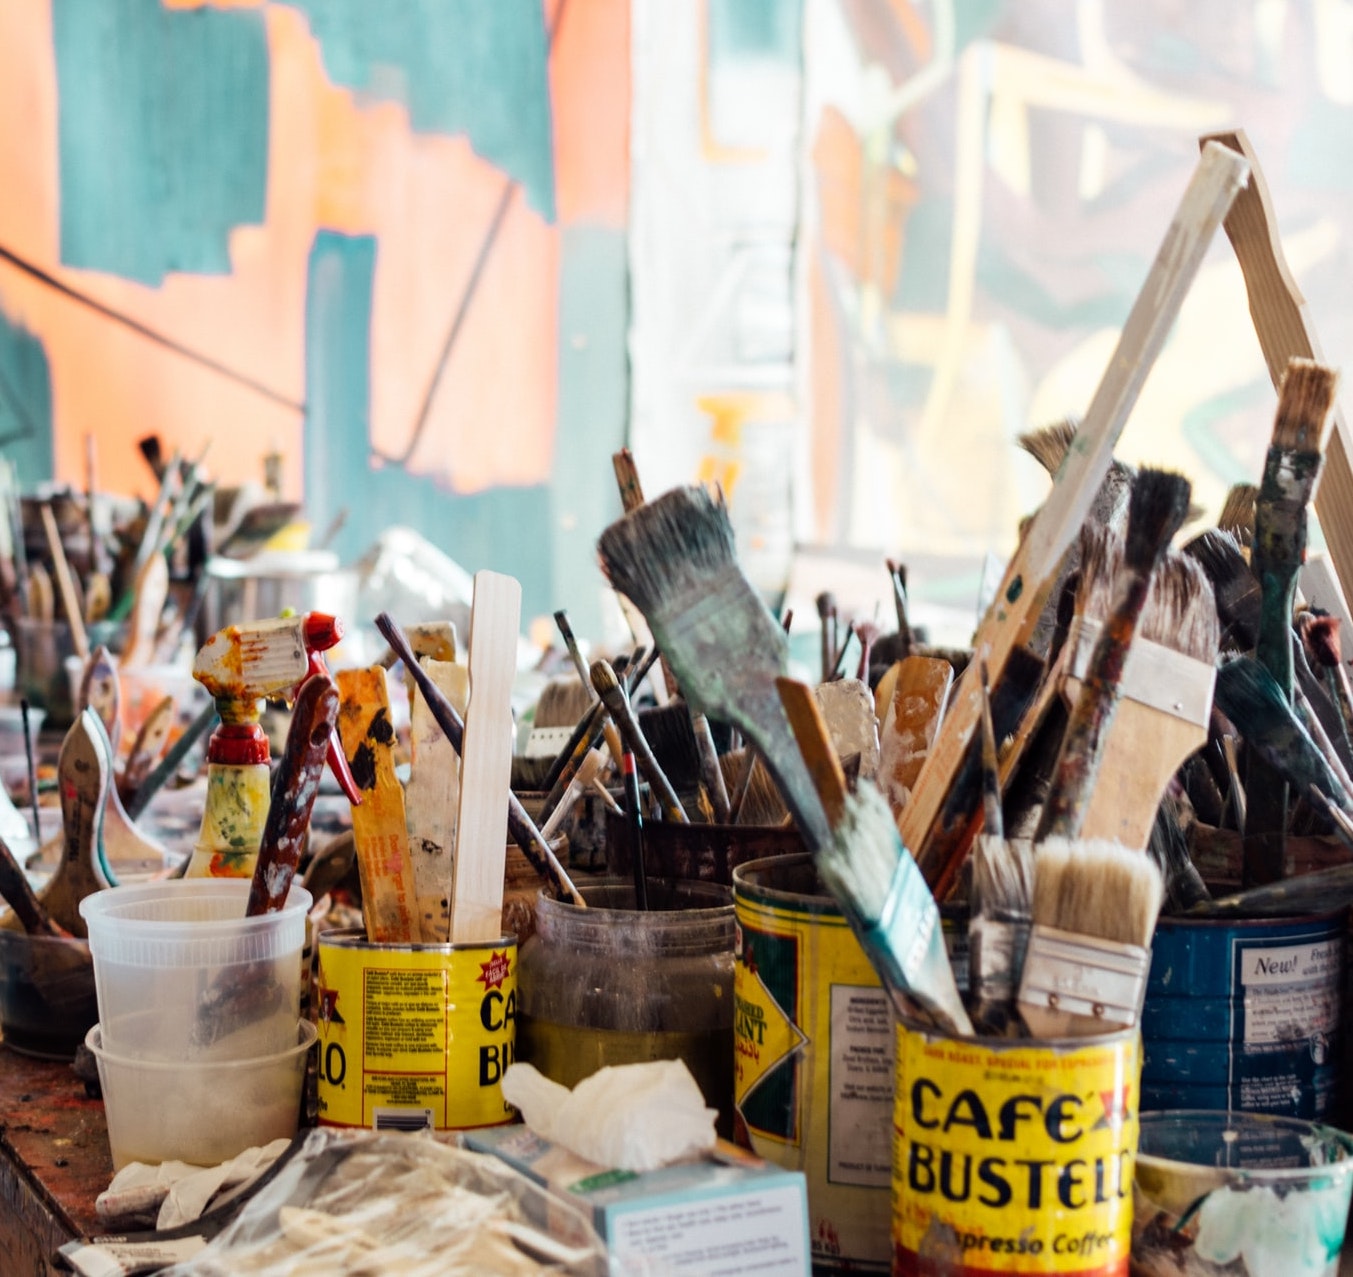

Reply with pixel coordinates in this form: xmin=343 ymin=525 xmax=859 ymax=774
xmin=185 ymin=612 xmax=359 ymax=879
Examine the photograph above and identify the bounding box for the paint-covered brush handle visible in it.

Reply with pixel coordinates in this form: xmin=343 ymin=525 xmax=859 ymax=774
xmin=375 ymin=612 xmax=584 ymax=906
xmin=592 ymin=659 xmax=688 ymax=824
xmin=0 ymin=833 xmax=64 ymax=937
xmin=247 ymin=673 xmax=338 ymax=917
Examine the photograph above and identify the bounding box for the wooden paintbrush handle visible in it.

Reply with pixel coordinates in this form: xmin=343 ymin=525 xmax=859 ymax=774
xmin=591 ymin=659 xmax=688 ymax=823
xmin=248 ymin=674 xmax=338 ymax=917
xmin=690 ymin=708 xmax=731 ymax=823
xmin=1202 ymin=130 xmax=1353 ymax=615
xmin=40 ymin=504 xmax=88 ymax=661
xmin=78 ymin=644 xmax=121 ymax=751
xmin=122 ymin=694 xmax=174 ymax=797
xmin=775 ymin=677 xmax=847 ymax=830
xmin=49 ymin=709 xmax=113 ymax=936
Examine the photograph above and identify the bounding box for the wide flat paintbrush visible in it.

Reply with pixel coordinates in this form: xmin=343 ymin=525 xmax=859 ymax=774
xmin=1060 ymin=532 xmax=1220 ymax=851
xmin=597 ymin=487 xmax=831 ymax=851
xmin=1017 ymin=468 xmax=1185 ymax=1039
xmin=903 ymin=143 xmax=1248 ymax=891
xmin=1037 ymin=467 xmax=1194 ymax=842
xmin=1244 ymin=358 xmax=1337 ymax=886
xmin=776 ymin=677 xmax=971 ymax=1036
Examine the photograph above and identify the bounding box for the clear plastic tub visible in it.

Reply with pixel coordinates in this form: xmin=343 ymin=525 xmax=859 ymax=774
xmin=1132 ymin=1109 xmax=1353 ymax=1275
xmin=87 ymin=1019 xmax=315 ymax=1169
xmin=79 ymin=880 xmax=312 ymax=1062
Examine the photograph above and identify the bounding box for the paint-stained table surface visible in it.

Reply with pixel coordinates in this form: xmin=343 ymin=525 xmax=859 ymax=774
xmin=0 ymin=1041 xmax=110 ymax=1276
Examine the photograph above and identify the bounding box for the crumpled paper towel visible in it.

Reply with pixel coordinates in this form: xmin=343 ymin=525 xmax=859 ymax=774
xmin=96 ymin=1139 xmax=291 ymax=1230
xmin=501 ymin=1059 xmax=717 ymax=1173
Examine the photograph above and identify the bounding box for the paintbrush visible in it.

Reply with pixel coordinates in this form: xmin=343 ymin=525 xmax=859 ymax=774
xmin=21 ymin=698 xmax=40 ymax=844
xmin=597 ymin=486 xmax=831 ymax=852
xmin=0 ymin=832 xmax=68 ymax=938
xmin=1058 ymin=532 xmax=1220 ymax=850
xmin=776 ymin=676 xmax=971 ymax=1033
xmin=876 ymin=656 xmax=954 ymax=820
xmin=900 ymin=143 xmax=1248 ymax=890
xmin=968 ymin=661 xmax=1034 ymax=1034
xmin=1300 ymin=612 xmax=1353 ymax=753
xmin=1202 ymin=129 xmax=1353 ymax=632
xmin=1017 ymin=837 xmax=1164 ymax=1037
xmin=621 ymin=751 xmax=649 ymax=911
xmin=374 ymin=612 xmax=583 ymax=906
xmin=591 ymin=659 xmax=688 ymax=822
xmin=1194 ymin=847 xmax=1353 ymax=917
xmin=1149 ymin=789 xmax=1211 ymax=914
xmin=885 ymin=559 xmax=913 ymax=655
xmin=816 ymin=592 xmax=836 ymax=683
xmin=119 ymin=694 xmax=174 ymax=802
xmin=41 ymin=709 xmax=115 ymax=936
xmin=1245 ymin=359 xmax=1337 ymax=886
xmin=724 ymin=749 xmax=789 ymax=826
xmin=124 ymin=699 xmax=217 ymax=821
xmin=1036 ymin=467 xmax=1194 ymax=841
xmin=1213 ymin=654 xmax=1353 ymax=833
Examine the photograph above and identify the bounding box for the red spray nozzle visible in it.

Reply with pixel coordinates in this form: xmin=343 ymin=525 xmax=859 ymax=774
xmin=303 ymin=613 xmax=344 ymax=653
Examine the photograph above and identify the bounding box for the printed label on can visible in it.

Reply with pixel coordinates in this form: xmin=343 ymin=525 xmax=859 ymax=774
xmin=315 ymin=935 xmax=516 ymax=1132
xmin=893 ymin=1024 xmax=1138 ymax=1276
xmin=734 ymin=871 xmax=891 ymax=1274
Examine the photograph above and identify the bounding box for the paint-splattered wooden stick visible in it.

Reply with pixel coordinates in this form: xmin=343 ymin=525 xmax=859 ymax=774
xmin=374 ymin=612 xmax=583 ymax=906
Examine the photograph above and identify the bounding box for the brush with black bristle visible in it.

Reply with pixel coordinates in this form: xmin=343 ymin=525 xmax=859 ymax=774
xmin=967 ymin=661 xmax=1034 ymax=1035
xmin=1056 ymin=526 xmax=1220 ymax=851
xmin=598 ymin=487 xmax=831 ymax=850
xmin=1244 ymin=358 xmax=1338 ymax=887
xmin=1036 ymin=467 xmax=1194 ymax=842
xmin=1149 ymin=788 xmax=1210 ymax=913
xmin=1016 ymin=468 xmax=1184 ymax=1039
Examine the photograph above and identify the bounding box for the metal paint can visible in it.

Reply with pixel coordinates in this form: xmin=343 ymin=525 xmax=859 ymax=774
xmin=314 ymin=928 xmax=517 ymax=1133
xmin=733 ymin=853 xmax=892 ymax=1274
xmin=892 ymin=1019 xmax=1140 ymax=1276
xmin=1142 ymin=910 xmax=1346 ymax=1119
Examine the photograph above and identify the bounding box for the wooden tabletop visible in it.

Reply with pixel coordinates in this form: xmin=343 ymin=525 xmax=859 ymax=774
xmin=0 ymin=1042 xmax=109 ymax=1276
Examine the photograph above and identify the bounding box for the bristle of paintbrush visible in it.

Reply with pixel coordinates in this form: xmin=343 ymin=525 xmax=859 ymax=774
xmin=1149 ymin=790 xmax=1211 ymax=913
xmin=1271 ymin=358 xmax=1338 ymax=451
xmin=1018 ymin=836 xmax=1164 ymax=1037
xmin=1030 ymin=837 xmax=1163 ymax=949
xmin=535 ymin=677 xmax=596 ymax=731
xmin=597 ymin=486 xmax=830 ymax=850
xmin=1183 ymin=528 xmax=1260 ymax=650
xmin=1217 ymin=483 xmax=1257 ymax=543
xmin=722 ymin=750 xmax=788 ymax=826
xmin=1017 ymin=419 xmax=1079 ymax=475
xmin=638 ymin=702 xmax=704 ymax=797
xmin=816 ymin=782 xmax=971 ymax=1035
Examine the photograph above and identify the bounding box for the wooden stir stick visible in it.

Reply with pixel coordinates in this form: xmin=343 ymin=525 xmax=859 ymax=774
xmin=451 ymin=571 xmax=521 ymax=944
xmin=336 ymin=667 xmax=419 ymax=943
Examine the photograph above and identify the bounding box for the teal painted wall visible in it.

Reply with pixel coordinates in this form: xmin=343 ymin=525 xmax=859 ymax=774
xmin=0 ymin=313 xmax=54 ymax=488
xmin=53 ymin=0 xmax=269 ymax=285
xmin=286 ymin=0 xmax=556 ymax=221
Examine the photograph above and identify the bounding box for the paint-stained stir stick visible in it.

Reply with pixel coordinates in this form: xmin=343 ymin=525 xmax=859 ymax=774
xmin=336 ymin=667 xmax=419 ymax=943
xmin=247 ymin=673 xmax=339 ymax=916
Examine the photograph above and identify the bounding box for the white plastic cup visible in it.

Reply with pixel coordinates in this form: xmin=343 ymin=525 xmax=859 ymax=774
xmin=87 ymin=1019 xmax=315 ymax=1169
xmin=79 ymin=880 xmax=312 ymax=1062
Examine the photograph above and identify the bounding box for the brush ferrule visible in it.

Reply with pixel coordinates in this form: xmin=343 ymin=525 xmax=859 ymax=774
xmin=1017 ymin=924 xmax=1150 ymax=1030
xmin=969 ymin=916 xmax=1030 ymax=1004
xmin=1065 ymin=617 xmax=1214 ymax=725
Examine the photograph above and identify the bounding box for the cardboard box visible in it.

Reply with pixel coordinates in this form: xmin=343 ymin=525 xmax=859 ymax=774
xmin=466 ymin=1126 xmax=810 ymax=1275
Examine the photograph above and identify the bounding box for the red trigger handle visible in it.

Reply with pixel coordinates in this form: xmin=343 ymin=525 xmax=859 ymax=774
xmin=306 ymin=651 xmax=363 ymax=807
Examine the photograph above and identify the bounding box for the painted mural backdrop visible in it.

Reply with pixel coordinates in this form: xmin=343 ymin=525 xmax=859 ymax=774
xmin=0 ymin=0 xmax=628 ymax=634
xmin=796 ymin=0 xmax=1353 ymax=627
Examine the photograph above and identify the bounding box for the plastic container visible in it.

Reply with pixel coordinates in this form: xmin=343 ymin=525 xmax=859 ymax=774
xmin=1132 ymin=1109 xmax=1353 ymax=1275
xmin=87 ymin=1019 xmax=315 ymax=1169
xmin=516 ymin=880 xmax=735 ymax=1130
xmin=79 ymin=880 xmax=312 ymax=1061
xmin=0 ymin=929 xmax=98 ymax=1059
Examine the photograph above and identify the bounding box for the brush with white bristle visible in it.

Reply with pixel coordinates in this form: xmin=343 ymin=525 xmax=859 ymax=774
xmin=1018 ymin=837 xmax=1163 ymax=1039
